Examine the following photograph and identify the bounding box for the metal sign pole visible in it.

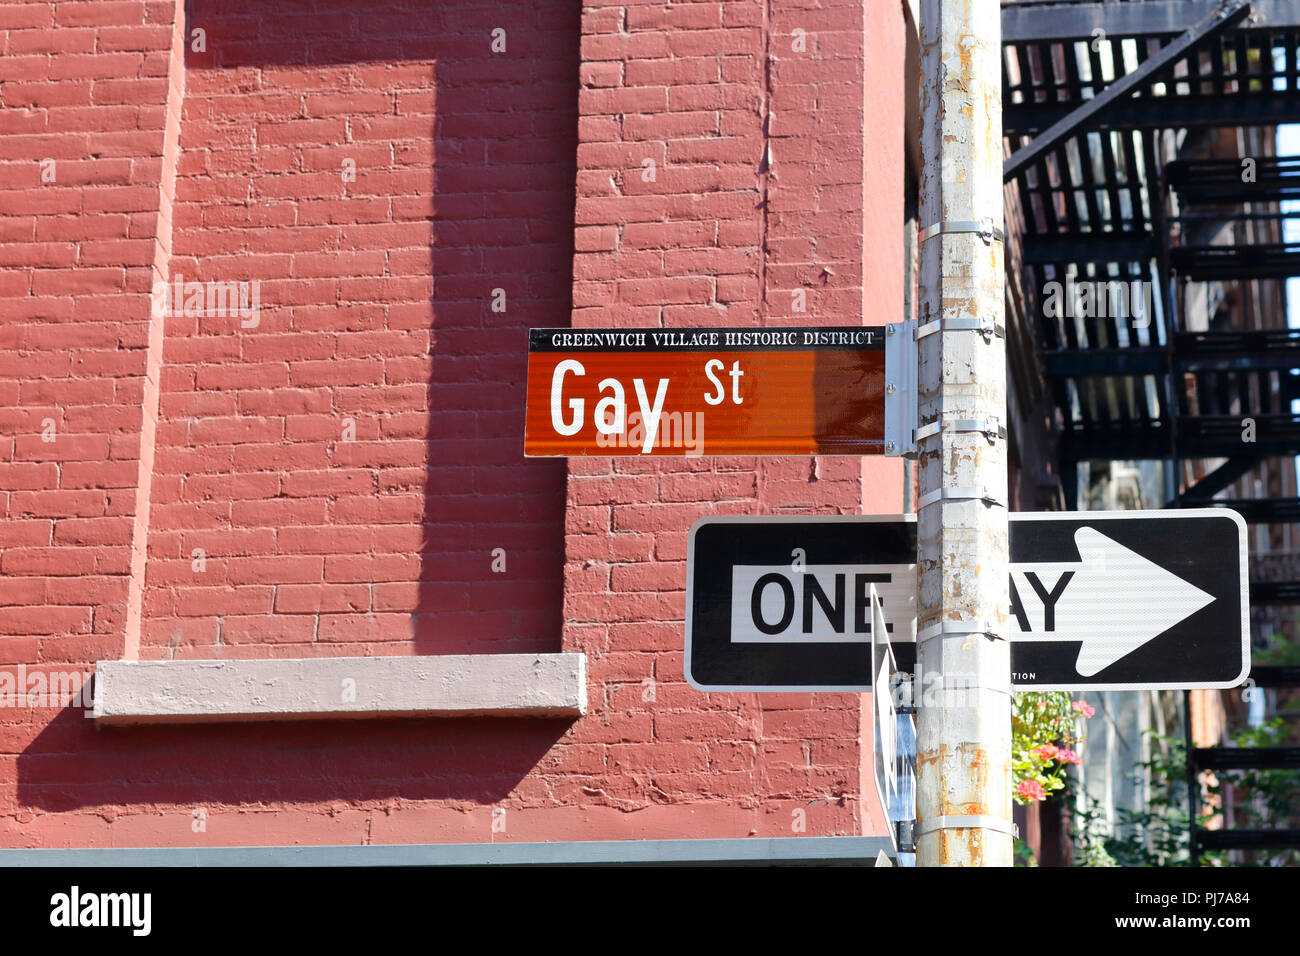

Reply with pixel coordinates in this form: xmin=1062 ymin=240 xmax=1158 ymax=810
xmin=914 ymin=0 xmax=1014 ymax=866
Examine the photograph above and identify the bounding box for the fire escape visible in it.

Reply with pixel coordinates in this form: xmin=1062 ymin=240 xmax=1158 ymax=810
xmin=1001 ymin=0 xmax=1300 ymax=860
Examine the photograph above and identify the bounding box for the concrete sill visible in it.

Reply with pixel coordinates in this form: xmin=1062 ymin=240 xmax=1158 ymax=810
xmin=92 ymin=653 xmax=587 ymax=725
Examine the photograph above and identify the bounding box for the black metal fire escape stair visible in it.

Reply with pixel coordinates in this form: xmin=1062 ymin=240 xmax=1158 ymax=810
xmin=1002 ymin=0 xmax=1300 ymax=860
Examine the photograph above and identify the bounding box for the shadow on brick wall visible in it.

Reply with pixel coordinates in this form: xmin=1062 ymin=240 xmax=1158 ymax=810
xmin=18 ymin=0 xmax=580 ymax=817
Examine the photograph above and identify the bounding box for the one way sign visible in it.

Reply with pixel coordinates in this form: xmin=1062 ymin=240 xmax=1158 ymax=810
xmin=1006 ymin=510 xmax=1247 ymax=689
xmin=685 ymin=510 xmax=1249 ymax=692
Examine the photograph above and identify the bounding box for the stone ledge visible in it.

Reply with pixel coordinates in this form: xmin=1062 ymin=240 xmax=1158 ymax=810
xmin=92 ymin=653 xmax=586 ymax=725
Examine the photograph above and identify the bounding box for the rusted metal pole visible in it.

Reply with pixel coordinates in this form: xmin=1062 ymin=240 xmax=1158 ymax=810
xmin=914 ymin=0 xmax=1013 ymax=866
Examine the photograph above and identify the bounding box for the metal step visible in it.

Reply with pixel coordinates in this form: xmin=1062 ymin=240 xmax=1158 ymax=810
xmin=1172 ymin=243 xmax=1300 ymax=281
xmin=1168 ymin=156 xmax=1300 ymax=205
xmin=1196 ymin=828 xmax=1300 ymax=851
xmin=1192 ymin=747 xmax=1300 ymax=770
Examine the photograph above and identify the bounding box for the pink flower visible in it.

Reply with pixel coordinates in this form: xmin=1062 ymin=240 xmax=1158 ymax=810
xmin=1017 ymin=779 xmax=1046 ymax=801
xmin=1057 ymin=748 xmax=1081 ymax=765
xmin=1071 ymin=700 xmax=1096 ymax=718
xmin=1036 ymin=743 xmax=1059 ymax=761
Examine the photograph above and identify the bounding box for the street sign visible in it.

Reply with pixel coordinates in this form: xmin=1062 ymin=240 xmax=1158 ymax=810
xmin=1005 ymin=511 xmax=1249 ymax=688
xmin=685 ymin=510 xmax=1249 ymax=692
xmin=871 ymin=585 xmax=916 ymax=857
xmin=524 ymin=326 xmax=914 ymax=457
xmin=686 ymin=516 xmax=916 ymax=692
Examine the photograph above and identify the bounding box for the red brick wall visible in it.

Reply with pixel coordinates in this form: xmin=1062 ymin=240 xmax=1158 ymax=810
xmin=0 ymin=0 xmax=184 ymax=666
xmin=142 ymin=0 xmax=577 ymax=659
xmin=0 ymin=0 xmax=186 ymax=825
xmin=0 ymin=0 xmax=905 ymax=847
xmin=562 ymin=0 xmax=904 ymax=837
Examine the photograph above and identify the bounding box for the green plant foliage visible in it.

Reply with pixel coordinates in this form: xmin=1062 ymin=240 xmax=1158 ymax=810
xmin=1070 ymin=731 xmax=1195 ymax=867
xmin=1069 ymin=723 xmax=1300 ymax=867
xmin=1205 ymin=718 xmax=1300 ymax=867
xmin=1012 ymin=692 xmax=1089 ymax=805
xmin=1013 ymin=837 xmax=1039 ymax=867
xmin=1255 ymin=636 xmax=1300 ymax=667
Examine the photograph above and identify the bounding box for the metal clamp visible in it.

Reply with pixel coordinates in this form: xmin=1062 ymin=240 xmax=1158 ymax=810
xmin=917 ymin=620 xmax=1006 ymax=645
xmin=917 ymin=815 xmax=1018 ymax=838
xmin=891 ymin=673 xmax=916 ymax=715
xmin=917 ymin=216 xmax=1005 ymax=246
xmin=915 ymin=417 xmax=1005 ymax=444
xmin=914 ymin=316 xmax=1006 ymax=341
xmin=915 ymin=485 xmax=1006 ymax=510
xmin=896 ymin=820 xmax=917 ymax=854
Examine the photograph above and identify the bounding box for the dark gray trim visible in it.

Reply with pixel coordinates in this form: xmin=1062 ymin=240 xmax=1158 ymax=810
xmin=1182 ymin=498 xmax=1300 ymax=522
xmin=1003 ymin=0 xmax=1300 ymax=44
xmin=1045 ymin=348 xmax=1168 ymax=378
xmin=1064 ymin=414 xmax=1300 ymax=460
xmin=1193 ymin=746 xmax=1300 ymax=770
xmin=1248 ymin=664 xmax=1300 ymax=686
xmin=1020 ymin=232 xmax=1155 ymax=266
xmin=1251 ymin=580 xmax=1300 ymax=604
xmin=0 ymin=836 xmax=896 ymax=867
xmin=1196 ymin=827 xmax=1300 ymax=850
xmin=1006 ymin=94 xmax=1300 ymax=135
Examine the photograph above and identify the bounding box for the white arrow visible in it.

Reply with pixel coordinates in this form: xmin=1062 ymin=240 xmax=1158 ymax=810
xmin=1010 ymin=527 xmax=1216 ymax=677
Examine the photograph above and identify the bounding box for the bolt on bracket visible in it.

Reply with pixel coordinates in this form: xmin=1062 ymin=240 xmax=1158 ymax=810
xmin=896 ymin=819 xmax=917 ymax=854
xmin=884 ymin=320 xmax=918 ymax=457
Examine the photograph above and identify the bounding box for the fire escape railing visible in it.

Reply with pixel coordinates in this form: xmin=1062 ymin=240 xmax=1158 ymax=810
xmin=1002 ymin=0 xmax=1300 ymax=863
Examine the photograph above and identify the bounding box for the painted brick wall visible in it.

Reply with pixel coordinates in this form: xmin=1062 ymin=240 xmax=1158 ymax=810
xmin=0 ymin=0 xmax=185 ymax=663
xmin=561 ymin=0 xmax=904 ymax=836
xmin=141 ymin=0 xmax=576 ymax=659
xmin=0 ymin=0 xmax=906 ymax=847
xmin=0 ymin=0 xmax=187 ymax=834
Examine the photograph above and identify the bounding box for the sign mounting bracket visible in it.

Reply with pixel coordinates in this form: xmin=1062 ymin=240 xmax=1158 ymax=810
xmin=884 ymin=320 xmax=918 ymax=457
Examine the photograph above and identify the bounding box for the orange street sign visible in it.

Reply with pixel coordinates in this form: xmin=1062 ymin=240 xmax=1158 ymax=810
xmin=524 ymin=327 xmax=893 ymax=457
